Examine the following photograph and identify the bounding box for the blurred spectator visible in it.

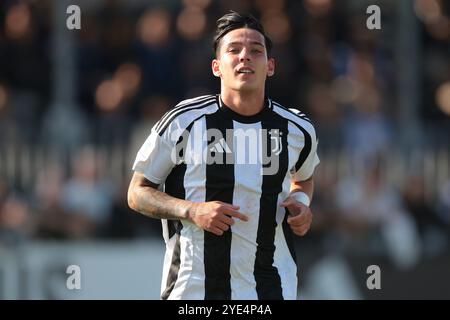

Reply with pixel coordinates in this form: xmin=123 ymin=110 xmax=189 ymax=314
xmin=0 ymin=1 xmax=51 ymax=144
xmin=402 ymin=175 xmax=448 ymax=257
xmin=436 ymin=179 xmax=450 ymax=226
xmin=335 ymin=156 xmax=421 ymax=268
xmin=341 ymin=53 xmax=394 ymax=163
xmin=0 ymin=194 xmax=31 ymax=246
xmin=107 ymin=181 xmax=162 ymax=239
xmin=135 ymin=8 xmax=183 ymax=98
xmin=60 ymin=146 xmax=115 ymax=239
xmin=307 ymin=82 xmax=343 ymax=150
xmin=33 ymin=161 xmax=70 ymax=239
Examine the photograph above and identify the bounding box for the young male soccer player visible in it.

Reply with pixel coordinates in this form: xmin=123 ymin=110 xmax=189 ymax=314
xmin=128 ymin=11 xmax=320 ymax=300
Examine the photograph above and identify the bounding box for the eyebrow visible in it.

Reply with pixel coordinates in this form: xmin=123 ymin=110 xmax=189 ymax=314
xmin=225 ymin=41 xmax=265 ymax=48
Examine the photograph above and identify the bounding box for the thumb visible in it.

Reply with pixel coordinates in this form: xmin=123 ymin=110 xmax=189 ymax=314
xmin=280 ymin=199 xmax=293 ymax=207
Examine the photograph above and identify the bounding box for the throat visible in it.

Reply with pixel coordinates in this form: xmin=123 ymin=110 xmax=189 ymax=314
xmin=220 ymin=92 xmax=266 ymax=116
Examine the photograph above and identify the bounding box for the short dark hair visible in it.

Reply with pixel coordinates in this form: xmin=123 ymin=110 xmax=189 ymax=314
xmin=213 ymin=11 xmax=273 ymax=56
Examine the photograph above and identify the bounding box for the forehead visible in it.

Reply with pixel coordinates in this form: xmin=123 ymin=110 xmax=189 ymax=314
xmin=220 ymin=28 xmax=265 ymax=47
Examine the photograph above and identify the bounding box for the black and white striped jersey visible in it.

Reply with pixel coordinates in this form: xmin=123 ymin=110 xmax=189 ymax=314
xmin=132 ymin=94 xmax=320 ymax=300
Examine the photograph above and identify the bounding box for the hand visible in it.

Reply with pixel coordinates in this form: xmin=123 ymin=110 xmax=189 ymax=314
xmin=188 ymin=201 xmax=249 ymax=236
xmin=280 ymin=196 xmax=313 ymax=236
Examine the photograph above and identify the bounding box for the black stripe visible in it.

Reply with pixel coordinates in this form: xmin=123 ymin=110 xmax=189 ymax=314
xmin=288 ymin=120 xmax=313 ymax=173
xmin=282 ymin=209 xmax=297 ymax=263
xmin=204 ymin=111 xmax=234 ymax=300
xmin=165 ymin=163 xmax=186 ymax=240
xmin=254 ymin=113 xmax=289 ymax=300
xmin=272 ymin=101 xmax=313 ymax=125
xmin=161 ymin=233 xmax=181 ymax=300
xmin=156 ymin=96 xmax=216 ymax=134
xmin=155 ymin=95 xmax=214 ymax=133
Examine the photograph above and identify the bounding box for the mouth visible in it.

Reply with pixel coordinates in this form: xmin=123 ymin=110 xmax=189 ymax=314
xmin=236 ymin=67 xmax=255 ymax=75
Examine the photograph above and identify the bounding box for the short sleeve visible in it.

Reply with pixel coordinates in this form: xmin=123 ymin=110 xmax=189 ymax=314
xmin=292 ymin=139 xmax=320 ymax=181
xmin=291 ymin=127 xmax=320 ymax=182
xmin=132 ymin=127 xmax=176 ymax=185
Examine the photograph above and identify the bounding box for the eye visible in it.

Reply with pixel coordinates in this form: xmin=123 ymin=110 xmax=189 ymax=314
xmin=252 ymin=48 xmax=262 ymax=54
xmin=228 ymin=48 xmax=239 ymax=53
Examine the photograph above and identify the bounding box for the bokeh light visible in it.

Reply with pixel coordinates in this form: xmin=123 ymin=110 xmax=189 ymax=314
xmin=254 ymin=0 xmax=285 ymax=13
xmin=414 ymin=0 xmax=442 ymax=24
xmin=176 ymin=8 xmax=207 ymax=41
xmin=137 ymin=9 xmax=171 ymax=47
xmin=304 ymin=0 xmax=333 ymax=17
xmin=114 ymin=63 xmax=142 ymax=100
xmin=331 ymin=76 xmax=360 ymax=105
xmin=95 ymin=79 xmax=124 ymax=112
xmin=436 ymin=82 xmax=450 ymax=116
xmin=5 ymin=3 xmax=31 ymax=40
xmin=182 ymin=0 xmax=211 ymax=10
xmin=426 ymin=16 xmax=450 ymax=41
xmin=0 ymin=85 xmax=8 ymax=112
xmin=261 ymin=12 xmax=292 ymax=44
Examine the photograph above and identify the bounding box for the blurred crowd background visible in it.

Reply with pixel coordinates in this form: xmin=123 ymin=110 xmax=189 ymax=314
xmin=0 ymin=0 xmax=449 ymax=299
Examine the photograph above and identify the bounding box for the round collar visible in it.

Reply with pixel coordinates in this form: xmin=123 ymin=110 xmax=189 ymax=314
xmin=217 ymin=95 xmax=272 ymax=123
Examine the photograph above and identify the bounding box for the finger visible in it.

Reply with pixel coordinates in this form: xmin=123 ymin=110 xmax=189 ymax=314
xmin=292 ymin=225 xmax=310 ymax=236
xmin=209 ymin=227 xmax=224 ymax=236
xmin=280 ymin=199 xmax=295 ymax=207
xmin=289 ymin=204 xmax=309 ymax=216
xmin=285 ymin=206 xmax=302 ymax=217
xmin=223 ymin=208 xmax=249 ymax=221
xmin=290 ymin=215 xmax=312 ymax=232
xmin=287 ymin=213 xmax=309 ymax=225
xmin=219 ymin=215 xmax=235 ymax=226
xmin=228 ymin=211 xmax=249 ymax=221
xmin=215 ymin=221 xmax=230 ymax=232
xmin=217 ymin=201 xmax=240 ymax=211
xmin=291 ymin=221 xmax=310 ymax=233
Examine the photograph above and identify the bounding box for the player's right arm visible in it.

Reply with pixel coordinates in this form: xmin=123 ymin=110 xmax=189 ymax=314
xmin=127 ymin=171 xmax=248 ymax=236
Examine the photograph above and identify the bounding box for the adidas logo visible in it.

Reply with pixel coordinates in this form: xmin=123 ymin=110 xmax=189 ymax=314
xmin=210 ymin=138 xmax=232 ymax=153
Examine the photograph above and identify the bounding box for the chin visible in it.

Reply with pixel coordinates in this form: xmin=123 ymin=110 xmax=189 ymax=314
xmin=235 ymin=82 xmax=258 ymax=91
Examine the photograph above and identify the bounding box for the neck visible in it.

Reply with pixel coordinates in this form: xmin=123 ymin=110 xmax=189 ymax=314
xmin=220 ymin=87 xmax=266 ymax=116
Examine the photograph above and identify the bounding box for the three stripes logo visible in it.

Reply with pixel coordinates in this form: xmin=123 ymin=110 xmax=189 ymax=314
xmin=210 ymin=138 xmax=232 ymax=154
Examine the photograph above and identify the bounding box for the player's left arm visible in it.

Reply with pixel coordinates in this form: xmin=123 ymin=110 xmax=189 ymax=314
xmin=281 ymin=177 xmax=315 ymax=236
xmin=283 ymin=112 xmax=320 ymax=236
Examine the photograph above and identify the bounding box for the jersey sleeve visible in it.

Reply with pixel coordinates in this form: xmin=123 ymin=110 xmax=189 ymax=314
xmin=289 ymin=109 xmax=320 ymax=182
xmin=132 ymin=125 xmax=177 ymax=185
xmin=292 ymin=135 xmax=320 ymax=181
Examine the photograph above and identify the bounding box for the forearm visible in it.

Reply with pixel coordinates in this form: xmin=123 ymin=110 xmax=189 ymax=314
xmin=128 ymin=174 xmax=193 ymax=220
xmin=290 ymin=177 xmax=314 ymax=201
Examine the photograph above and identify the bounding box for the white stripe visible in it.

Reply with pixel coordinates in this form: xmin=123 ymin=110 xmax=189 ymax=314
xmin=273 ymin=165 xmax=297 ymax=299
xmin=219 ymin=138 xmax=232 ymax=153
xmin=286 ymin=122 xmax=304 ymax=178
xmin=156 ymin=97 xmax=216 ymax=134
xmin=156 ymin=95 xmax=213 ymax=130
xmin=160 ymin=232 xmax=177 ymax=298
xmin=172 ymin=118 xmax=208 ymax=299
xmin=168 ymin=228 xmax=196 ymax=299
xmin=272 ymin=104 xmax=315 ymax=133
xmin=230 ymin=121 xmax=261 ymax=299
xmin=273 ymin=221 xmax=298 ymax=300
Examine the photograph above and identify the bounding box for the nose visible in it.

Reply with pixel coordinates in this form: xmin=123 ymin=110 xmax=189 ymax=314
xmin=239 ymin=48 xmax=251 ymax=62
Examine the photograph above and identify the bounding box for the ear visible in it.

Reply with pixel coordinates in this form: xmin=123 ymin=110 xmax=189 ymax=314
xmin=211 ymin=59 xmax=221 ymax=77
xmin=267 ymin=58 xmax=275 ymax=77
